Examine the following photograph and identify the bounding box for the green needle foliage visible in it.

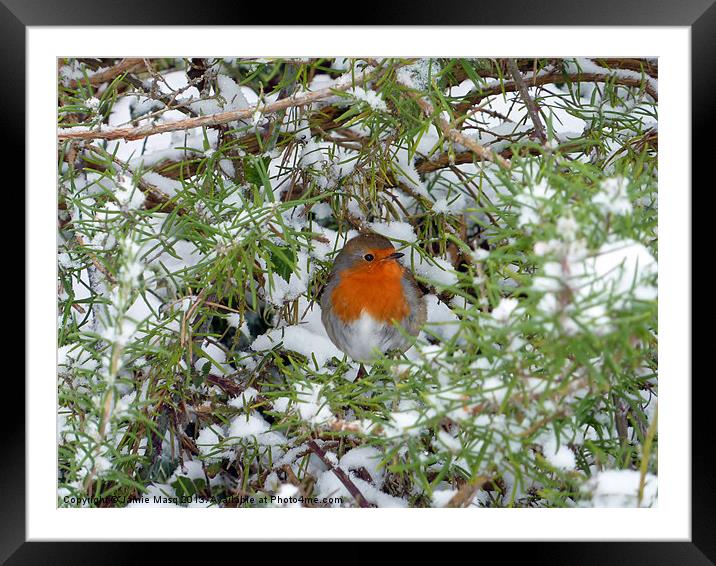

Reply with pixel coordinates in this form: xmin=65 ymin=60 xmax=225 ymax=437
xmin=58 ymin=57 xmax=657 ymax=508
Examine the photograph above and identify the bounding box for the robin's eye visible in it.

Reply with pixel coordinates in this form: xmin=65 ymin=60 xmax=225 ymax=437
xmin=364 ymin=254 xmax=374 ymax=262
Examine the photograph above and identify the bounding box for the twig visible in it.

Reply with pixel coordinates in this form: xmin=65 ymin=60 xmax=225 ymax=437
xmin=456 ymin=70 xmax=658 ymax=113
xmin=58 ymin=68 xmax=379 ymax=142
xmin=66 ymin=58 xmax=145 ymax=90
xmin=446 ymin=476 xmax=488 ymax=507
xmin=596 ymin=58 xmax=658 ymax=78
xmin=637 ymin=404 xmax=658 ymax=506
xmin=83 ymin=145 xmax=185 ymax=214
xmin=436 ymin=116 xmax=512 ymax=169
xmin=205 ymin=373 xmax=245 ymax=397
xmin=408 ymin=92 xmax=511 ymax=170
xmin=74 ymin=233 xmax=116 ymax=284
xmin=306 ymin=440 xmax=371 ymax=508
xmin=507 ymin=58 xmax=547 ymax=144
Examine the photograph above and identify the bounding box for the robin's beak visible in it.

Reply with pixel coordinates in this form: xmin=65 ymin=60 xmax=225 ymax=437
xmin=386 ymin=252 xmax=404 ymax=260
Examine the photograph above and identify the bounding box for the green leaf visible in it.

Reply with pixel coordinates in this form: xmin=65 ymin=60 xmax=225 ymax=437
xmin=172 ymin=476 xmax=206 ymax=498
xmin=267 ymin=243 xmax=296 ymax=281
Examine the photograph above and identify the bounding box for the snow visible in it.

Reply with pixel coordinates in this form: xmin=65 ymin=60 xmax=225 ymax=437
xmin=472 ymin=122 xmax=532 ymax=153
xmin=128 ymin=97 xmax=164 ymax=120
xmin=141 ymin=172 xmax=183 ymax=198
xmin=297 ymin=140 xmax=358 ymax=191
xmin=225 ymin=312 xmax=245 ymax=330
xmin=472 ymin=248 xmax=490 ymax=261
xmin=411 ymin=255 xmax=458 ymax=288
xmin=384 ymin=411 xmax=422 ymax=438
xmin=581 ymin=469 xmax=657 ymax=507
xmin=565 ymin=58 xmax=658 ymax=100
xmin=556 ymin=214 xmax=579 ymax=241
xmin=491 ymin=297 xmax=519 ymax=324
xmin=152 ymin=239 xmax=204 ymax=274
xmin=195 ymin=425 xmax=231 ymax=461
xmin=261 ymin=251 xmax=313 ymax=306
xmin=187 ymin=74 xmax=251 ymax=129
xmin=57 ymin=125 xmax=95 ymax=134
xmin=541 ymin=436 xmax=577 ymax=471
xmin=436 ymin=429 xmax=462 ymax=453
xmin=228 ymin=387 xmax=258 ymax=409
xmin=294 ymin=383 xmax=334 ymax=425
xmin=332 ymin=63 xmax=376 ymax=89
xmin=431 ymin=489 xmax=458 ymax=507
xmin=251 ymin=323 xmax=343 ymax=368
xmin=532 ymin=235 xmax=656 ymax=333
xmin=593 ymin=177 xmax=633 ymax=216
xmin=339 ymin=445 xmax=385 ymax=486
xmin=396 ymin=59 xmax=438 ymax=91
xmin=414 ymin=124 xmax=442 ymax=156
xmin=58 ymin=343 xmax=100 ymax=373
xmin=113 ymin=175 xmax=145 ymax=210
xmin=347 ymin=86 xmax=387 ymax=112
xmin=515 ymin=179 xmax=556 ymax=228
xmin=392 ymin=147 xmax=430 ymax=198
xmin=228 ymin=413 xmax=269 ymax=438
xmin=58 ymin=60 xmax=87 ymax=86
xmin=227 ymin=412 xmax=286 ymax=447
xmin=101 ymin=286 xmax=162 ymax=348
xmin=591 ymin=239 xmax=657 ymax=303
xmin=314 ymin=468 xmax=408 ymax=508
xmin=425 ymin=294 xmax=461 ymax=342
xmin=194 ymin=339 xmax=232 ymax=376
xmin=366 ymin=221 xmax=417 ymax=243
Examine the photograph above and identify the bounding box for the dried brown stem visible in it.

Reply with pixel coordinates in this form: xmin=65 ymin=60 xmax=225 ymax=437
xmin=456 ymin=70 xmax=658 ymax=114
xmin=59 ymin=68 xmax=378 ymax=142
xmin=446 ymin=476 xmax=489 ymax=507
xmin=65 ymin=58 xmax=145 ymax=90
xmin=83 ymin=145 xmax=185 ymax=214
xmin=596 ymin=58 xmax=658 ymax=78
xmin=306 ymin=440 xmax=371 ymax=508
xmin=73 ymin=234 xmax=117 ymax=284
xmin=409 ymin=92 xmax=511 ymax=169
xmin=507 ymin=58 xmax=547 ymax=144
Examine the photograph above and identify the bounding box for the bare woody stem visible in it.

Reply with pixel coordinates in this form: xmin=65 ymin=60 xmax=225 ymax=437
xmin=456 ymin=70 xmax=658 ymax=114
xmin=507 ymin=58 xmax=547 ymax=144
xmin=58 ymin=69 xmax=378 ymax=142
xmin=65 ymin=58 xmax=145 ymax=90
xmin=306 ymin=440 xmax=371 ymax=508
xmin=408 ymin=92 xmax=511 ymax=170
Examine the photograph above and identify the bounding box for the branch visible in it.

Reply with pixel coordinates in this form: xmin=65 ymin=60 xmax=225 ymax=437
xmin=58 ymin=69 xmax=378 ymax=142
xmin=596 ymin=58 xmax=658 ymax=78
xmin=409 ymin=92 xmax=511 ymax=170
xmin=456 ymin=70 xmax=658 ymax=114
xmin=73 ymin=234 xmax=117 ymax=284
xmin=84 ymin=145 xmax=186 ymax=214
xmin=446 ymin=476 xmax=489 ymax=508
xmin=436 ymin=118 xmax=511 ymax=169
xmin=66 ymin=58 xmax=145 ymax=90
xmin=306 ymin=440 xmax=371 ymax=508
xmin=507 ymin=58 xmax=547 ymax=144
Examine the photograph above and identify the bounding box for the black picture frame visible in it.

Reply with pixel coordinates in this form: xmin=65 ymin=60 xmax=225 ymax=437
xmin=7 ymin=1 xmax=706 ymax=563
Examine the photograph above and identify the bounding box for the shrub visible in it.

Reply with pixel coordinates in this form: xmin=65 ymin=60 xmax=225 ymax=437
xmin=57 ymin=57 xmax=657 ymax=508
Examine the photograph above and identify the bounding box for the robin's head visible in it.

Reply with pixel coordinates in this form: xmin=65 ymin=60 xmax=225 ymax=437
xmin=331 ymin=233 xmax=405 ymax=275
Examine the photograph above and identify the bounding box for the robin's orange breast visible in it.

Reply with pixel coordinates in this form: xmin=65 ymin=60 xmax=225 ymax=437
xmin=329 ymin=261 xmax=410 ymax=323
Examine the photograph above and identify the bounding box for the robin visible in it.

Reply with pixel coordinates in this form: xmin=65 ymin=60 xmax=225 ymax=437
xmin=321 ymin=233 xmax=427 ymax=363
